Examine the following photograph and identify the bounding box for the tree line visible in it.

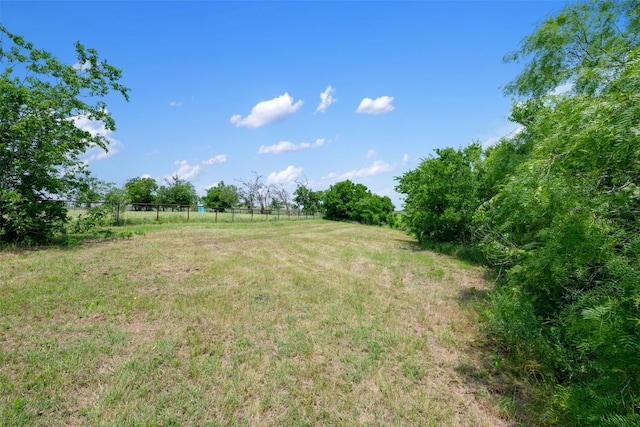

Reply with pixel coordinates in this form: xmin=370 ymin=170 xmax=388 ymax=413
xmin=397 ymin=1 xmax=639 ymax=424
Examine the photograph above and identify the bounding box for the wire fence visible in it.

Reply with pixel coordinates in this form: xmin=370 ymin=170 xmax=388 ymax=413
xmin=66 ymin=201 xmax=319 ymax=225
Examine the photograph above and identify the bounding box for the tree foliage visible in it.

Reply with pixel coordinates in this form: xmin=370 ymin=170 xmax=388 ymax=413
xmin=397 ymin=1 xmax=640 ymax=423
xmin=202 ymin=180 xmax=239 ymax=211
xmin=323 ymin=180 xmax=394 ymax=225
xmin=396 ymin=143 xmax=483 ymax=243
xmin=293 ymin=182 xmax=323 ymax=215
xmin=124 ymin=177 xmax=158 ymax=209
xmin=156 ymin=175 xmax=198 ymax=208
xmin=0 ymin=26 xmax=129 ymax=243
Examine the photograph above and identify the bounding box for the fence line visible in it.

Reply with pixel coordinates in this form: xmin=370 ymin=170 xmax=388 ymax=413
xmin=64 ymin=201 xmax=318 ymax=225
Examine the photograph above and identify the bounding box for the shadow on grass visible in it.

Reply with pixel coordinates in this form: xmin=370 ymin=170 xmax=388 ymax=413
xmin=455 ymin=287 xmax=545 ymax=426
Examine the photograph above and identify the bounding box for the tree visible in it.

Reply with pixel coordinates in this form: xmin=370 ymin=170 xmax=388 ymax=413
xmin=476 ymin=1 xmax=640 ymax=423
xmin=0 ymin=26 xmax=129 ymax=243
xmin=157 ymin=175 xmax=198 ymax=209
xmin=395 ymin=143 xmax=483 ymax=243
xmin=238 ymin=173 xmax=272 ymax=213
xmin=202 ymin=181 xmax=239 ymax=211
xmin=124 ymin=177 xmax=158 ymax=210
xmin=293 ymin=181 xmax=323 ymax=215
xmin=323 ymin=180 xmax=394 ymax=225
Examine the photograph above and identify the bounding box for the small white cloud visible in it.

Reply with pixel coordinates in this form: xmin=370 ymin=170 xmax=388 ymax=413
xmin=202 ymin=154 xmax=227 ymax=165
xmin=323 ymin=160 xmax=394 ymax=181
xmin=169 ymin=101 xmax=183 ymax=107
xmin=72 ymin=114 xmax=122 ymax=162
xmin=230 ymin=93 xmax=303 ymax=128
xmin=356 ymin=96 xmax=395 ymax=114
xmin=140 ymin=174 xmax=152 ymax=179
xmin=316 ymin=85 xmax=336 ymax=113
xmin=402 ymin=153 xmax=409 ymax=165
xmin=73 ymin=61 xmax=91 ymax=71
xmin=366 ymin=149 xmax=377 ymax=159
xmin=258 ymin=138 xmax=326 ymax=154
xmin=171 ymin=160 xmax=201 ymax=181
xmin=267 ymin=165 xmax=303 ymax=184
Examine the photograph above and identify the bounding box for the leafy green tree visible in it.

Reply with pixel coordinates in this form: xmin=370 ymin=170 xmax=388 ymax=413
xmin=157 ymin=175 xmax=198 ymax=209
xmin=396 ymin=143 xmax=483 ymax=243
xmin=293 ymin=183 xmax=323 ymax=215
xmin=202 ymin=181 xmax=239 ymax=211
xmin=323 ymin=180 xmax=394 ymax=225
xmin=476 ymin=1 xmax=640 ymax=423
xmin=124 ymin=177 xmax=158 ymax=210
xmin=0 ymin=26 xmax=129 ymax=243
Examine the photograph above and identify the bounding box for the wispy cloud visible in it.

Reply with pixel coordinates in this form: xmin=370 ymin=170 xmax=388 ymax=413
xmin=72 ymin=114 xmax=122 ymax=162
xmin=402 ymin=153 xmax=409 ymax=165
xmin=366 ymin=149 xmax=377 ymax=159
xmin=169 ymin=101 xmax=183 ymax=107
xmin=481 ymin=123 xmax=523 ymax=148
xmin=258 ymin=138 xmax=326 ymax=154
xmin=316 ymin=85 xmax=336 ymax=113
xmin=356 ymin=96 xmax=395 ymax=114
xmin=202 ymin=154 xmax=227 ymax=165
xmin=267 ymin=165 xmax=303 ymax=184
xmin=230 ymin=93 xmax=303 ymax=128
xmin=167 ymin=154 xmax=227 ymax=181
xmin=323 ymin=160 xmax=394 ymax=181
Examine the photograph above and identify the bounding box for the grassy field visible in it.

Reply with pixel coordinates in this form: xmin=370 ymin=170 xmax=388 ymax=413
xmin=1 ymin=220 xmax=512 ymax=426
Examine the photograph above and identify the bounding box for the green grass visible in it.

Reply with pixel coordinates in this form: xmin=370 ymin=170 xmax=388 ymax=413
xmin=1 ymin=220 xmax=511 ymax=426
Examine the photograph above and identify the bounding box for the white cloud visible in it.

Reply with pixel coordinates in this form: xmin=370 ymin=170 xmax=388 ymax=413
xmin=230 ymin=93 xmax=303 ymax=128
xmin=482 ymin=123 xmax=524 ymax=148
xmin=72 ymin=114 xmax=122 ymax=162
xmin=267 ymin=165 xmax=303 ymax=184
xmin=202 ymin=154 xmax=227 ymax=165
xmin=366 ymin=149 xmax=377 ymax=159
xmin=171 ymin=160 xmax=201 ymax=181
xmin=323 ymin=160 xmax=394 ymax=182
xmin=356 ymin=96 xmax=395 ymax=114
xmin=140 ymin=174 xmax=152 ymax=179
xmin=72 ymin=61 xmax=91 ymax=71
xmin=402 ymin=153 xmax=409 ymax=165
xmin=258 ymin=138 xmax=326 ymax=154
xmin=169 ymin=101 xmax=183 ymax=107
xmin=316 ymin=85 xmax=336 ymax=113
xmin=167 ymin=154 xmax=227 ymax=181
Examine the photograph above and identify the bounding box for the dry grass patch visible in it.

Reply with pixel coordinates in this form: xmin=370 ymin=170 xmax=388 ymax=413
xmin=1 ymin=220 xmax=510 ymax=426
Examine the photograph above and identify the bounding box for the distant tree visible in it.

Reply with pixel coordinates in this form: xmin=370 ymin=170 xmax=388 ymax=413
xmin=0 ymin=26 xmax=129 ymax=243
xmin=124 ymin=177 xmax=158 ymax=210
xmin=202 ymin=181 xmax=239 ymax=211
xmin=323 ymin=180 xmax=393 ymax=225
xmin=239 ymin=173 xmax=272 ymax=213
xmin=272 ymin=184 xmax=292 ymax=213
xmin=293 ymin=181 xmax=323 ymax=215
xmin=70 ymin=171 xmax=115 ymax=208
xmin=158 ymin=175 xmax=198 ymax=209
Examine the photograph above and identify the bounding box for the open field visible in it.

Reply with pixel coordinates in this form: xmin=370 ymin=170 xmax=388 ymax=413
xmin=1 ymin=220 xmax=511 ymax=426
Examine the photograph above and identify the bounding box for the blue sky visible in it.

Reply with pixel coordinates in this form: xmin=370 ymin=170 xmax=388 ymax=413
xmin=1 ymin=1 xmax=567 ymax=207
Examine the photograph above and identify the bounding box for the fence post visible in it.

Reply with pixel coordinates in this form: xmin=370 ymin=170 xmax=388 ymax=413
xmin=232 ymin=208 xmax=234 ymax=222
xmin=187 ymin=206 xmax=190 ymax=221
xmin=215 ymin=210 xmax=218 ymax=223
xmin=156 ymin=204 xmax=160 ymax=222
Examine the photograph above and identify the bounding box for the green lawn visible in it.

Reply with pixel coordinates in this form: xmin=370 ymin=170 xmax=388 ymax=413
xmin=0 ymin=220 xmax=510 ymax=426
